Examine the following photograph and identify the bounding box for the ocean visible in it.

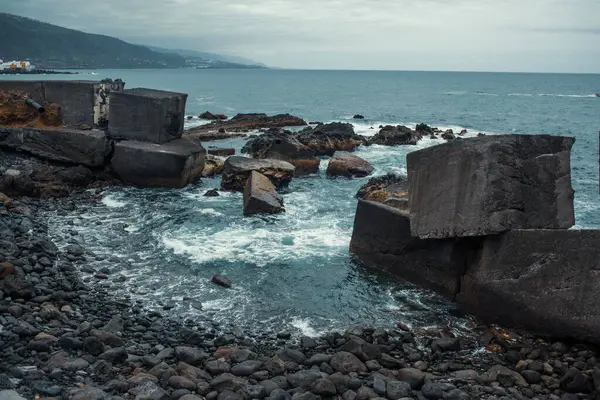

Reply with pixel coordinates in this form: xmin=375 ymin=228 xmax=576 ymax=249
xmin=2 ymin=69 xmax=599 ymax=336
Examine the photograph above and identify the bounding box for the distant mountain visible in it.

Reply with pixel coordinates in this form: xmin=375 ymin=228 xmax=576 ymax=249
xmin=0 ymin=13 xmax=266 ymax=70
xmin=147 ymin=46 xmax=267 ymax=69
xmin=147 ymin=47 xmax=267 ymax=68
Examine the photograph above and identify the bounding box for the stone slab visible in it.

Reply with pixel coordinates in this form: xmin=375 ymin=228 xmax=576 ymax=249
xmin=0 ymin=126 xmax=111 ymax=167
xmin=108 ymin=88 xmax=187 ymax=144
xmin=110 ymin=138 xmax=205 ymax=188
xmin=221 ymin=156 xmax=295 ymax=192
xmin=349 ymin=200 xmax=476 ymax=298
xmin=243 ymin=171 xmax=285 ymax=216
xmin=457 ymin=229 xmax=600 ymax=343
xmin=407 ymin=134 xmax=575 ymax=239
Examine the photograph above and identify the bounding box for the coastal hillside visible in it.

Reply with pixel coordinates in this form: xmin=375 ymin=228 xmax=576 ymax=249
xmin=0 ymin=13 xmax=264 ymax=69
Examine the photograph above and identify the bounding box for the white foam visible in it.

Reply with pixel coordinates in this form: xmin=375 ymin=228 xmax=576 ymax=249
xmin=197 ymin=208 xmax=224 ymax=216
xmin=291 ymin=317 xmax=325 ymax=337
xmin=101 ymin=194 xmax=127 ymax=208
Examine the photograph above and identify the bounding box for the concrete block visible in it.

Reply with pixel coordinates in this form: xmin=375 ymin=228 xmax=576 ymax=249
xmin=0 ymin=81 xmax=45 ymax=104
xmin=457 ymin=229 xmax=600 ymax=343
xmin=243 ymin=171 xmax=285 ymax=216
xmin=110 ymin=138 xmax=205 ymax=188
xmin=108 ymin=88 xmax=187 ymax=144
xmin=0 ymin=127 xmax=111 ymax=167
xmin=43 ymin=81 xmax=97 ymax=127
xmin=407 ymin=134 xmax=575 ymax=239
xmin=349 ymin=200 xmax=476 ymax=298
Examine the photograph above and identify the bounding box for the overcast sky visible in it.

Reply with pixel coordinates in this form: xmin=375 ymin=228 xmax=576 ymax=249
xmin=3 ymin=0 xmax=600 ymax=72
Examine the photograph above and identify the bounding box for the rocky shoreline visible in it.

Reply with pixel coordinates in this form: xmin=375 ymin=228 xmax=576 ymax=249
xmin=1 ymin=187 xmax=600 ymax=399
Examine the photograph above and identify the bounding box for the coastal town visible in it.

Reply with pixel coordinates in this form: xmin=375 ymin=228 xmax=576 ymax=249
xmin=0 ymin=59 xmax=35 ymax=72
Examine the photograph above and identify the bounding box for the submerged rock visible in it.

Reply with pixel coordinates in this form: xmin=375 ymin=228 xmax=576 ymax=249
xmin=326 ymin=152 xmax=374 ymax=178
xmin=212 ymin=274 xmax=232 ymax=288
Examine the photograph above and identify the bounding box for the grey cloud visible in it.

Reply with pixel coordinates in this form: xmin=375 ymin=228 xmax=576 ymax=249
xmin=1 ymin=0 xmax=599 ymax=72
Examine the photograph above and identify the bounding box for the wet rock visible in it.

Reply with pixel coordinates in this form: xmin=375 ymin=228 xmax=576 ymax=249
xmin=431 ymin=337 xmax=461 ymax=353
xmin=420 ymin=382 xmax=444 ymax=399
xmin=211 ymin=274 xmax=232 ymax=288
xmin=326 ymin=151 xmax=374 ymax=178
xmin=264 ymin=355 xmax=286 ymax=376
xmin=210 ymin=373 xmax=247 ymax=392
xmin=306 ymin=353 xmax=332 ymax=366
xmin=83 ymin=336 xmax=105 ymax=356
xmin=353 ymin=115 xmax=365 ymax=119
xmin=0 ymin=391 xmax=27 ymax=400
xmin=483 ymin=365 xmax=526 ymax=387
xmin=373 ymin=376 xmax=387 ymax=396
xmin=397 ymin=368 xmax=425 ymax=389
xmin=356 ymin=386 xmax=377 ymax=400
xmin=277 ymin=349 xmax=306 ymax=365
xmin=40 ymin=302 xmax=61 ymax=320
xmin=560 ymin=368 xmax=593 ymax=393
xmin=221 ymin=156 xmax=295 ymax=192
xmin=296 ymin=122 xmax=367 ymax=156
xmin=355 ymin=174 xmax=408 ymax=211
xmin=368 ymin=125 xmax=421 ymax=146
xmin=243 ymin=171 xmax=285 ymax=216
xmin=330 ymin=352 xmax=367 ymax=374
xmin=69 ymin=386 xmax=112 ymax=400
xmin=129 ymin=378 xmax=169 ymax=400
xmin=204 ymin=189 xmax=220 ymax=197
xmin=378 ymin=354 xmax=404 ymax=369
xmin=202 ymin=155 xmax=225 ymax=177
xmin=200 ymin=112 xmax=228 ymax=120
xmin=177 ymin=361 xmax=212 ymax=382
xmin=89 ymin=329 xmax=124 ymax=346
xmin=241 ymin=130 xmax=321 ymax=176
xmin=267 ymin=389 xmax=292 ymax=400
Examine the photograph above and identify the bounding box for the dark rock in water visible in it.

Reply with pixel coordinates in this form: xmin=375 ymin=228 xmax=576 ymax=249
xmin=415 ymin=123 xmax=434 ymax=135
xmin=353 ymin=114 xmax=365 ymax=119
xmin=459 ymin=129 xmax=468 ymax=135
xmin=441 ymin=129 xmax=455 ymax=141
xmin=243 ymin=171 xmax=285 ymax=216
xmin=200 ymin=112 xmax=228 ymax=120
xmin=212 ymin=274 xmax=232 ymax=288
xmin=350 ymin=200 xmax=473 ymax=299
xmin=241 ymin=130 xmax=320 ymax=176
xmin=296 ymin=122 xmax=367 ymax=156
xmin=368 ymin=125 xmax=422 ymax=146
xmin=355 ymin=174 xmax=408 ymax=211
xmin=457 ymin=229 xmax=600 ymax=344
xmin=208 ymin=148 xmax=236 ymax=157
xmin=204 ymin=189 xmax=220 ymax=197
xmin=221 ymin=156 xmax=295 ymax=192
xmin=407 ymin=134 xmax=575 ymax=239
xmin=330 ymin=352 xmax=367 ymax=374
xmin=326 ymin=151 xmax=374 ymax=178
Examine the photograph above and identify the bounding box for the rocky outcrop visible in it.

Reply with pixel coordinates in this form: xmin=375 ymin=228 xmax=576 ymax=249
xmin=0 ymin=127 xmax=111 ymax=167
xmin=367 ymin=125 xmax=422 ymax=146
xmin=243 ymin=171 xmax=285 ymax=216
xmin=296 ymin=123 xmax=367 ymax=156
xmin=201 ymin=156 xmax=225 ymax=177
xmin=221 ymin=156 xmax=295 ymax=192
xmin=199 ymin=112 xmax=228 ymax=120
xmin=326 ymin=152 xmax=374 ymax=178
xmin=350 ymin=200 xmax=474 ymax=298
xmin=110 ymin=139 xmax=205 ymax=188
xmin=186 ymin=114 xmax=307 ymax=138
xmin=408 ymin=134 xmax=575 ymax=239
xmin=457 ymin=229 xmax=600 ymax=343
xmin=242 ymin=130 xmax=321 ymax=176
xmin=355 ymin=174 xmax=409 ymax=211
xmin=207 ymin=148 xmax=235 ymax=157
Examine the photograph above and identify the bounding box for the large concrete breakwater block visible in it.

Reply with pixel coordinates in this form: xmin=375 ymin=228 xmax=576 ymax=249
xmin=0 ymin=127 xmax=111 ymax=167
xmin=407 ymin=134 xmax=575 ymax=239
xmin=457 ymin=229 xmax=600 ymax=343
xmin=108 ymin=88 xmax=187 ymax=144
xmin=221 ymin=156 xmax=295 ymax=192
xmin=349 ymin=200 xmax=476 ymax=298
xmin=111 ymin=139 xmax=205 ymax=188
xmin=350 ymin=199 xmax=600 ymax=343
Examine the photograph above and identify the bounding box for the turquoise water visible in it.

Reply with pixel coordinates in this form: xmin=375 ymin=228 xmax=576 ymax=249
xmin=3 ymin=69 xmax=599 ymax=335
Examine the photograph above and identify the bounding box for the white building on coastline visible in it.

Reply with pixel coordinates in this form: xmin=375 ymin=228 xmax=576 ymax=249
xmin=0 ymin=60 xmax=36 ymax=71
